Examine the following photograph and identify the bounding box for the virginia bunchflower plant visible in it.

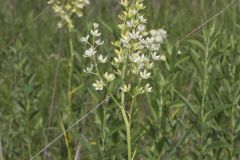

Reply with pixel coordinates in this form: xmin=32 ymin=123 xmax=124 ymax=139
xmin=81 ymin=0 xmax=167 ymax=159
xmin=48 ymin=1 xmax=89 ymax=159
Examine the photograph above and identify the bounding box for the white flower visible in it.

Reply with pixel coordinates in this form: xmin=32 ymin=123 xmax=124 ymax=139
xmin=83 ymin=47 xmax=96 ymax=57
xmin=57 ymin=22 xmax=63 ymax=28
xmin=177 ymin=50 xmax=182 ymax=55
xmin=138 ymin=15 xmax=147 ymax=23
xmin=90 ymin=29 xmax=101 ymax=37
xmin=121 ymin=84 xmax=131 ymax=92
xmin=150 ymin=43 xmax=161 ymax=51
xmin=48 ymin=0 xmax=54 ymax=4
xmin=129 ymin=30 xmax=140 ymax=39
xmin=120 ymin=35 xmax=130 ymax=47
xmin=129 ymin=53 xmax=140 ymax=63
xmin=151 ymin=52 xmax=161 ymax=60
xmin=93 ymin=80 xmax=104 ymax=91
xmin=131 ymin=66 xmax=140 ymax=74
xmin=95 ymin=39 xmax=104 ymax=46
xmin=97 ymin=54 xmax=108 ymax=63
xmin=83 ymin=64 xmax=93 ymax=73
xmin=140 ymin=54 xmax=148 ymax=62
xmin=104 ymin=72 xmax=115 ymax=82
xmin=114 ymin=69 xmax=122 ymax=76
xmin=144 ymin=83 xmax=152 ymax=92
xmin=81 ymin=35 xmax=89 ymax=42
xmin=140 ymin=70 xmax=151 ymax=79
xmin=160 ymin=55 xmax=166 ymax=61
xmin=114 ymin=55 xmax=123 ymax=63
xmin=147 ymin=63 xmax=154 ymax=69
xmin=157 ymin=29 xmax=167 ymax=39
xmin=136 ymin=87 xmax=144 ymax=94
xmin=130 ymin=9 xmax=137 ymax=15
xmin=126 ymin=20 xmax=135 ymax=28
xmin=93 ymin=23 xmax=99 ymax=28
xmin=150 ymin=29 xmax=167 ymax=43
xmin=137 ymin=24 xmax=146 ymax=32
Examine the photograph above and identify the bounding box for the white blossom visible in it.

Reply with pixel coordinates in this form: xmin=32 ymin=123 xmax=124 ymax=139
xmin=151 ymin=52 xmax=161 ymax=60
xmin=121 ymin=84 xmax=131 ymax=92
xmin=137 ymin=24 xmax=146 ymax=32
xmin=126 ymin=20 xmax=135 ymax=28
xmin=97 ymin=54 xmax=108 ymax=63
xmin=120 ymin=36 xmax=130 ymax=47
xmin=136 ymin=87 xmax=144 ymax=94
xmin=130 ymin=9 xmax=138 ymax=15
xmin=83 ymin=47 xmax=96 ymax=57
xmin=114 ymin=55 xmax=123 ymax=63
xmin=104 ymin=72 xmax=115 ymax=82
xmin=91 ymin=29 xmax=101 ymax=37
xmin=150 ymin=29 xmax=167 ymax=43
xmin=140 ymin=70 xmax=151 ymax=79
xmin=138 ymin=15 xmax=147 ymax=23
xmin=129 ymin=30 xmax=140 ymax=39
xmin=49 ymin=0 xmax=89 ymax=29
xmin=95 ymin=39 xmax=104 ymax=46
xmin=81 ymin=35 xmax=89 ymax=42
xmin=83 ymin=64 xmax=93 ymax=73
xmin=160 ymin=55 xmax=166 ymax=61
xmin=177 ymin=50 xmax=182 ymax=55
xmin=93 ymin=23 xmax=99 ymax=28
xmin=93 ymin=80 xmax=104 ymax=90
xmin=129 ymin=53 xmax=140 ymax=63
xmin=147 ymin=62 xmax=154 ymax=69
xmin=144 ymin=83 xmax=152 ymax=92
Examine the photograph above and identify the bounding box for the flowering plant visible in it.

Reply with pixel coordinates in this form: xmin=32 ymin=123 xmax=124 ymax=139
xmin=81 ymin=0 xmax=167 ymax=159
xmin=48 ymin=0 xmax=90 ymax=29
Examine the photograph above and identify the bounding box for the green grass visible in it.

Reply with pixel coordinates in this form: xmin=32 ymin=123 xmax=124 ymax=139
xmin=0 ymin=0 xmax=240 ymax=159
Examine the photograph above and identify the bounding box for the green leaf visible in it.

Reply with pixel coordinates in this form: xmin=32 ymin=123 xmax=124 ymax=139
xmin=189 ymin=49 xmax=204 ymax=78
xmin=188 ymin=39 xmax=205 ymax=52
xmin=109 ymin=121 xmax=124 ymax=135
xmin=104 ymin=144 xmax=126 ymax=157
xmin=205 ymin=142 xmax=229 ymax=151
xmin=98 ymin=18 xmax=113 ymax=33
xmin=204 ymin=105 xmax=232 ymax=121
xmin=174 ymin=89 xmax=197 ymax=116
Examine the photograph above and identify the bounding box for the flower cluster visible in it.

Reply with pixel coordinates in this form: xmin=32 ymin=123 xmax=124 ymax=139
xmin=81 ymin=23 xmax=115 ymax=91
xmin=48 ymin=0 xmax=89 ymax=29
xmin=81 ymin=0 xmax=167 ymax=95
xmin=112 ymin=0 xmax=167 ymax=94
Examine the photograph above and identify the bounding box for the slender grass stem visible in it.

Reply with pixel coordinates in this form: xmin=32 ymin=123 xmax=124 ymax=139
xmin=59 ymin=115 xmax=72 ymax=160
xmin=67 ymin=28 xmax=74 ymax=109
xmin=66 ymin=27 xmax=74 ymax=160
xmin=230 ymin=104 xmax=235 ymax=160
xmin=200 ymin=30 xmax=209 ymax=159
xmin=120 ymin=91 xmax=131 ymax=160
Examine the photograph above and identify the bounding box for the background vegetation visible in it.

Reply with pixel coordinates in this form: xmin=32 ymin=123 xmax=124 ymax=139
xmin=0 ymin=0 xmax=240 ymax=159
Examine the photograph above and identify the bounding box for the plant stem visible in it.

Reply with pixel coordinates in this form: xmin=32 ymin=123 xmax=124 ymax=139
xmin=120 ymin=91 xmax=131 ymax=160
xmin=68 ymin=28 xmax=74 ymax=109
xmin=59 ymin=115 xmax=72 ymax=160
xmin=66 ymin=27 xmax=74 ymax=160
xmin=200 ymin=30 xmax=209 ymax=159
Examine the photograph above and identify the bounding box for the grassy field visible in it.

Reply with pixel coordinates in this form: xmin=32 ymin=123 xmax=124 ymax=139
xmin=0 ymin=0 xmax=240 ymax=159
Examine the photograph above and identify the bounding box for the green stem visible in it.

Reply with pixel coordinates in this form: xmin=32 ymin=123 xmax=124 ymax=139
xmin=110 ymin=91 xmax=131 ymax=160
xmin=200 ymin=31 xmax=209 ymax=159
xmin=120 ymin=91 xmax=131 ymax=160
xmin=66 ymin=27 xmax=74 ymax=160
xmin=68 ymin=28 xmax=74 ymax=109
xmin=230 ymin=103 xmax=235 ymax=160
xmin=120 ymin=47 xmax=132 ymax=159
